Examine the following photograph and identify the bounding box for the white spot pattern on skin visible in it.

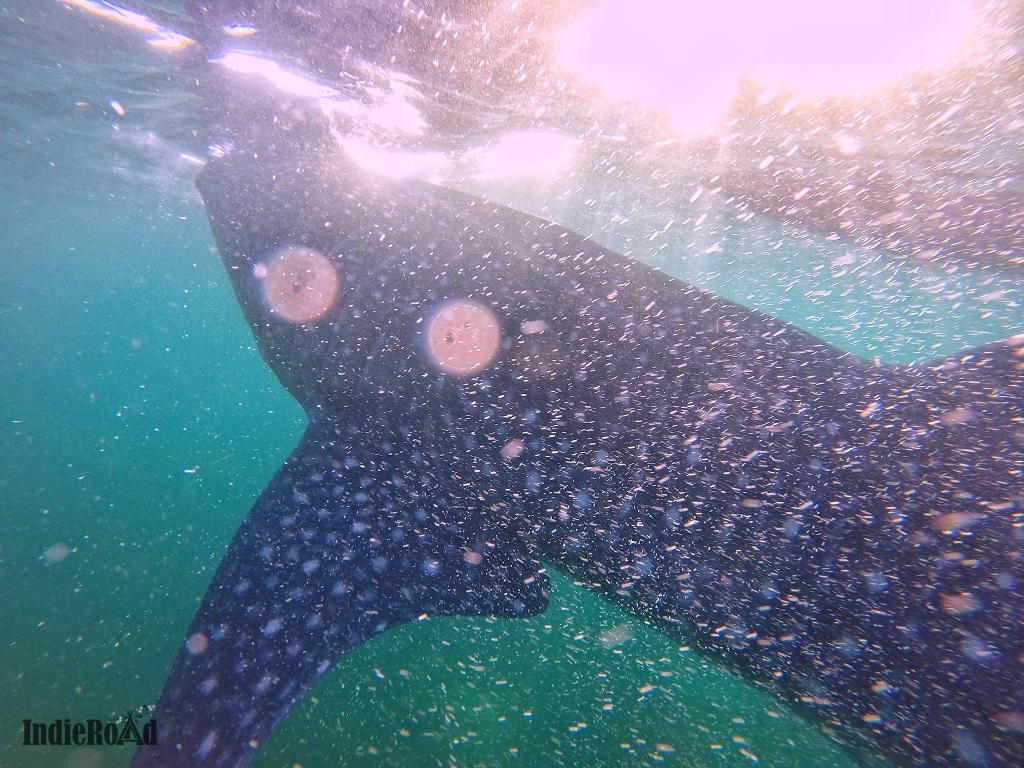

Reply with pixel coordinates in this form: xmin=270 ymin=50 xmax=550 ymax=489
xmin=262 ymin=618 xmax=282 ymax=637
xmin=197 ymin=731 xmax=217 ymax=759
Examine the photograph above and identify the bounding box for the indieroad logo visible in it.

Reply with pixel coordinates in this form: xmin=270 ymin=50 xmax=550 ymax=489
xmin=23 ymin=709 xmax=157 ymax=747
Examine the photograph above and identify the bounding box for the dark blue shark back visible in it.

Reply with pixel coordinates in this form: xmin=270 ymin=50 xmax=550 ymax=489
xmin=132 ymin=2 xmax=1024 ymax=766
xmin=133 ymin=144 xmax=1024 ymax=767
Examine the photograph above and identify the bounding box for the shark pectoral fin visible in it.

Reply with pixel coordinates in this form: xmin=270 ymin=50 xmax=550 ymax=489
xmin=134 ymin=420 xmax=549 ymax=768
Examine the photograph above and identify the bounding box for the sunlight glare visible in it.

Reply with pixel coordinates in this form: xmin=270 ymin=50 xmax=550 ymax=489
xmin=215 ymin=51 xmax=338 ymax=99
xmin=341 ymin=138 xmax=449 ymax=179
xmin=467 ymin=132 xmax=580 ymax=180
xmin=63 ymin=0 xmax=193 ymax=49
xmin=559 ymin=0 xmax=976 ymax=134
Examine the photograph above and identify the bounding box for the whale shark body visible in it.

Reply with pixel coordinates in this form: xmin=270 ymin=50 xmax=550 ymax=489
xmin=133 ymin=2 xmax=1024 ymax=766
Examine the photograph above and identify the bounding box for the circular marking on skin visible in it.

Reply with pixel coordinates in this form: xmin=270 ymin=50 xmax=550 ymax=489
xmin=260 ymin=245 xmax=339 ymax=323
xmin=520 ymin=319 xmax=549 ymax=335
xmin=501 ymin=438 xmax=527 ymax=461
xmin=995 ymin=711 xmax=1024 ymax=734
xmin=186 ymin=632 xmax=209 ymax=655
xmin=426 ymin=298 xmax=501 ymax=376
xmin=940 ymin=592 xmax=982 ymax=616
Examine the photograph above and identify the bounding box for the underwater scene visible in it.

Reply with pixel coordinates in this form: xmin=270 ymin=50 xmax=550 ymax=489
xmin=1 ymin=1 xmax=1022 ymax=767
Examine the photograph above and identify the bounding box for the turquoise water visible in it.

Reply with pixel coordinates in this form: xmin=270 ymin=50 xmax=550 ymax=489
xmin=2 ymin=2 xmax=1023 ymax=767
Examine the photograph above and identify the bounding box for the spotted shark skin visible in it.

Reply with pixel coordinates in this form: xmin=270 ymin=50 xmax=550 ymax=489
xmin=131 ymin=141 xmax=1024 ymax=767
xmin=133 ymin=3 xmax=1024 ymax=767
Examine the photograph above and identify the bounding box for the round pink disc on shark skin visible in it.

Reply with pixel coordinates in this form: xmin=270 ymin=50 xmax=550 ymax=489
xmin=426 ymin=299 xmax=501 ymax=376
xmin=186 ymin=632 xmax=209 ymax=655
xmin=261 ymin=245 xmax=339 ymax=323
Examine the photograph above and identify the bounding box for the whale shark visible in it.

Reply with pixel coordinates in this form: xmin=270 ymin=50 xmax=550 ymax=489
xmin=131 ymin=2 xmax=1024 ymax=767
